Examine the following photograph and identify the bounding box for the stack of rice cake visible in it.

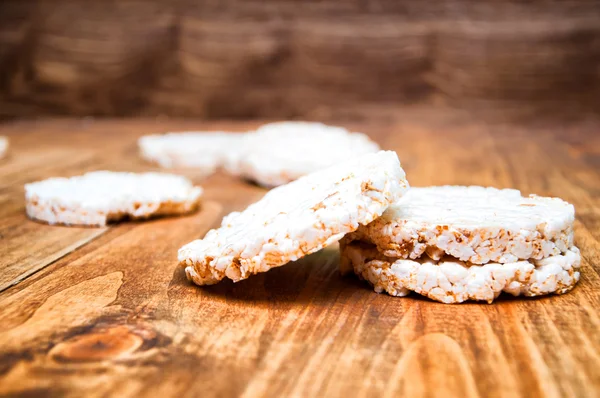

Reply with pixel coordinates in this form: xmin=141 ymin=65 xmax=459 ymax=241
xmin=340 ymin=186 xmax=580 ymax=304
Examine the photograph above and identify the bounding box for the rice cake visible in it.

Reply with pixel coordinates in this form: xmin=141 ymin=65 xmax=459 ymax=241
xmin=344 ymin=186 xmax=574 ymax=264
xmin=138 ymin=132 xmax=244 ymax=175
xmin=0 ymin=136 xmax=8 ymax=159
xmin=179 ymin=150 xmax=408 ymax=285
xmin=233 ymin=122 xmax=380 ymax=187
xmin=341 ymin=241 xmax=581 ymax=304
xmin=25 ymin=171 xmax=203 ymax=226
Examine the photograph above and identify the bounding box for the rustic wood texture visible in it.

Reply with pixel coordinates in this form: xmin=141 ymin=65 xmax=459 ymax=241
xmin=0 ymin=115 xmax=599 ymax=397
xmin=1 ymin=1 xmax=600 ymax=121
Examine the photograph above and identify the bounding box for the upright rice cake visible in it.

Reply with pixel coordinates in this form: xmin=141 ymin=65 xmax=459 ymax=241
xmin=179 ymin=151 xmax=408 ymax=285
xmin=341 ymin=186 xmax=580 ymax=303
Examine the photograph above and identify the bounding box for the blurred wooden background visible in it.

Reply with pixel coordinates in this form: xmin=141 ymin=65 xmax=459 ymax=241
xmin=1 ymin=0 xmax=599 ymax=121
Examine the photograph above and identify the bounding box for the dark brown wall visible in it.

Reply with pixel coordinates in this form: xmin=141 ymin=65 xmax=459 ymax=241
xmin=1 ymin=0 xmax=599 ymax=121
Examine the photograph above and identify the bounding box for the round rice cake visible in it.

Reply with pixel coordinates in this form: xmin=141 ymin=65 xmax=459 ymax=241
xmin=179 ymin=150 xmax=408 ymax=286
xmin=344 ymin=186 xmax=575 ymax=264
xmin=233 ymin=121 xmax=381 ymax=187
xmin=0 ymin=136 xmax=8 ymax=158
xmin=138 ymin=132 xmax=244 ymax=175
xmin=25 ymin=171 xmax=203 ymax=226
xmin=341 ymin=242 xmax=581 ymax=304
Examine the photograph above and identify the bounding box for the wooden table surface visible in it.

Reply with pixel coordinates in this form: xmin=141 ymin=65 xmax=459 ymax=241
xmin=0 ymin=117 xmax=599 ymax=398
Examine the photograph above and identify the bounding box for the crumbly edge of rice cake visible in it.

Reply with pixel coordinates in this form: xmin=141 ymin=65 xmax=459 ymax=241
xmin=344 ymin=224 xmax=574 ymax=265
xmin=25 ymin=198 xmax=201 ymax=227
xmin=340 ymin=241 xmax=581 ymax=304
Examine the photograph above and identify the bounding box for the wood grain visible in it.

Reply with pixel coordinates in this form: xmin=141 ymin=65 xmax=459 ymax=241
xmin=0 ymin=116 xmax=599 ymax=397
xmin=1 ymin=1 xmax=599 ymax=121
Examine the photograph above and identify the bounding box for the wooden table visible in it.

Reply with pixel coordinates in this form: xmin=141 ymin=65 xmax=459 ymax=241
xmin=0 ymin=117 xmax=599 ymax=397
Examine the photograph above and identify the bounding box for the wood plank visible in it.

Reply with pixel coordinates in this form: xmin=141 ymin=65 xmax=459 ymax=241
xmin=1 ymin=1 xmax=600 ymax=122
xmin=0 ymin=117 xmax=598 ymax=397
xmin=0 ymin=214 xmax=107 ymax=292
